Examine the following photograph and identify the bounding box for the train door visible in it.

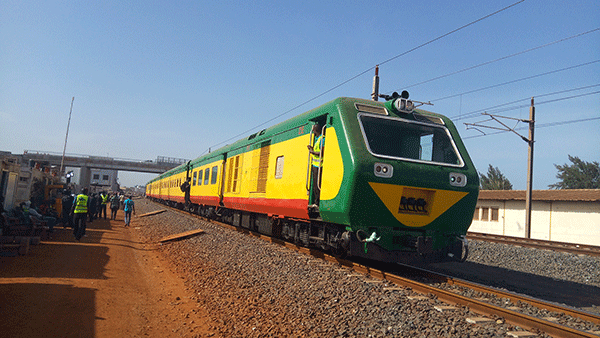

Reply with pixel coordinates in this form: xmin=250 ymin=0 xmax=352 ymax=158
xmin=182 ymin=161 xmax=192 ymax=206
xmin=158 ymin=177 xmax=162 ymax=200
xmin=218 ymin=153 xmax=227 ymax=206
xmin=306 ymin=117 xmax=328 ymax=212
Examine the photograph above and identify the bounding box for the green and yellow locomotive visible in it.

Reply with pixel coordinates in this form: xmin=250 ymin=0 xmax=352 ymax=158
xmin=146 ymin=94 xmax=479 ymax=264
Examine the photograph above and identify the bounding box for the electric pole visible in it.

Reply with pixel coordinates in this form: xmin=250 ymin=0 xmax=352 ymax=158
xmin=465 ymin=98 xmax=535 ymax=238
xmin=524 ymin=98 xmax=535 ymax=238
xmin=60 ymin=97 xmax=75 ymax=177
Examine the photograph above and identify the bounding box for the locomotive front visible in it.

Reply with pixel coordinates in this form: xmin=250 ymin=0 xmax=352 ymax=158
xmin=325 ymin=96 xmax=479 ymax=264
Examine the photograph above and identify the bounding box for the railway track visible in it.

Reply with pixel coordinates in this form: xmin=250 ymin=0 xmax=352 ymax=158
xmin=467 ymin=232 xmax=600 ymax=257
xmin=157 ymin=201 xmax=600 ymax=337
xmin=386 ymin=264 xmax=600 ymax=338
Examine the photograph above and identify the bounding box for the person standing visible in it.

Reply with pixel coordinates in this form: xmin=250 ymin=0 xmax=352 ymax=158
xmin=71 ymin=188 xmax=89 ymax=241
xmin=307 ymin=123 xmax=325 ymax=210
xmin=181 ymin=177 xmax=191 ymax=208
xmin=99 ymin=191 xmax=109 ymax=220
xmin=123 ymin=195 xmax=135 ymax=227
xmin=110 ymin=193 xmax=120 ymax=220
xmin=61 ymin=190 xmax=74 ymax=228
xmin=88 ymin=193 xmax=97 ymax=222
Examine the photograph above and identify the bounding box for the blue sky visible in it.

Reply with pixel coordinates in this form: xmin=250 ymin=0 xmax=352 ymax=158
xmin=1 ymin=0 xmax=599 ymax=188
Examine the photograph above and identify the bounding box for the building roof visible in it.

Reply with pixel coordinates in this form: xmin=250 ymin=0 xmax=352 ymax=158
xmin=478 ymin=189 xmax=600 ymax=202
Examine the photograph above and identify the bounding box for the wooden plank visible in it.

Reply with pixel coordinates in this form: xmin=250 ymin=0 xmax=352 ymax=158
xmin=138 ymin=210 xmax=167 ymax=218
xmin=158 ymin=229 xmax=205 ymax=243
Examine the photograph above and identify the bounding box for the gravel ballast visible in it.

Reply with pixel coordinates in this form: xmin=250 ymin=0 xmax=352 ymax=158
xmin=134 ymin=199 xmax=600 ymax=337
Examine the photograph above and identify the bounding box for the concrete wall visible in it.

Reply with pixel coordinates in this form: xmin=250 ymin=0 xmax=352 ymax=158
xmin=550 ymin=201 xmax=600 ymax=245
xmin=469 ymin=200 xmax=600 ymax=246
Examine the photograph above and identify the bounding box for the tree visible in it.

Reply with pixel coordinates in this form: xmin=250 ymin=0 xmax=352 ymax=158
xmin=549 ymin=155 xmax=599 ymax=189
xmin=479 ymin=164 xmax=513 ymax=190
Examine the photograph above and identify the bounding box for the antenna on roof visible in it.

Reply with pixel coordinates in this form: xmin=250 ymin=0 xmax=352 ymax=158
xmin=371 ymin=65 xmax=379 ymax=101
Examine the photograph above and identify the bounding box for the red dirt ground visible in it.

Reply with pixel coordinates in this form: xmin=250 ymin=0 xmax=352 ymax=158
xmin=0 ymin=211 xmax=215 ymax=338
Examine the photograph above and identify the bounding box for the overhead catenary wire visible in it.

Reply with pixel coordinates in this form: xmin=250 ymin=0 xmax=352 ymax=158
xmin=471 ymin=89 xmax=600 ymax=116
xmin=462 ymin=91 xmax=600 ymax=140
xmin=452 ymin=83 xmax=600 ymax=121
xmin=392 ymin=28 xmax=600 ymax=94
xmin=204 ymin=0 xmax=526 ymax=153
xmin=463 ymin=116 xmax=600 ymax=140
xmin=434 ymin=59 xmax=600 ymax=105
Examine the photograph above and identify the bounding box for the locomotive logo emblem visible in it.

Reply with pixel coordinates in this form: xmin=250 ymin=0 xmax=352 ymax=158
xmin=368 ymin=182 xmax=469 ymax=227
xmin=396 ymin=187 xmax=435 ymax=216
xmin=398 ymin=196 xmax=428 ymax=214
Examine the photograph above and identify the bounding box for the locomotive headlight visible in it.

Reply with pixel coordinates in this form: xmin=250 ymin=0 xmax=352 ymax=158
xmin=449 ymin=173 xmax=467 ymax=187
xmin=393 ymin=98 xmax=414 ymax=113
xmin=374 ymin=163 xmax=393 ymax=178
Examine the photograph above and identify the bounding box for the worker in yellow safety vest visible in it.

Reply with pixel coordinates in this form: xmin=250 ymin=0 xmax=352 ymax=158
xmin=307 ymin=123 xmax=325 ymax=210
xmin=71 ymin=187 xmax=89 ymax=241
xmin=100 ymin=191 xmax=109 ymax=220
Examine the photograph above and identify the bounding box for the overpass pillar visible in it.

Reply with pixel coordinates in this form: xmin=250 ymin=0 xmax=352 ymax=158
xmin=79 ymin=166 xmax=91 ymax=190
xmin=111 ymin=171 xmax=119 ymax=192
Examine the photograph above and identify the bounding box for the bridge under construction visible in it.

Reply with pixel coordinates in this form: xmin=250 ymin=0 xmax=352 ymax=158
xmin=21 ymin=151 xmax=186 ymax=186
xmin=1 ymin=150 xmax=186 ymax=209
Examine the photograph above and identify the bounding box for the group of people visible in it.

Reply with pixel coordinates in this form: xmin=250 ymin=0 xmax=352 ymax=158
xmin=62 ymin=188 xmax=136 ymax=241
xmin=7 ymin=200 xmax=60 ymax=235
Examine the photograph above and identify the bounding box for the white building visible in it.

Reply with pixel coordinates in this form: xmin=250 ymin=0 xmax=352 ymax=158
xmin=90 ymin=169 xmax=118 ymax=192
xmin=470 ymin=189 xmax=600 ymax=246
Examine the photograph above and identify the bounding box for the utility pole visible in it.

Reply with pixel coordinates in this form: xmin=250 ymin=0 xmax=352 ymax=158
xmin=59 ymin=97 xmax=75 ymax=177
xmin=524 ymin=98 xmax=535 ymax=238
xmin=465 ymin=98 xmax=536 ymax=238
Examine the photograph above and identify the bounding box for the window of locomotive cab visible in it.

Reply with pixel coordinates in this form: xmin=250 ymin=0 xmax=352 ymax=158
xmin=204 ymin=168 xmax=210 ymax=185
xmin=358 ymin=113 xmax=463 ymax=167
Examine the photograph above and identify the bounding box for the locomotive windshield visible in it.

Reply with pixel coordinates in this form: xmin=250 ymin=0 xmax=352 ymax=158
xmin=358 ymin=113 xmax=463 ymax=166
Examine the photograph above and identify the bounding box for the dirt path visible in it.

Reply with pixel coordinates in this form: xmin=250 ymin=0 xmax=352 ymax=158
xmin=0 ymin=211 xmax=214 ymax=338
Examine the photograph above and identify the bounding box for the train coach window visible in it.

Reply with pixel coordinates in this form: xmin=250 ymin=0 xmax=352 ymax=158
xmin=211 ymin=166 xmax=218 ymax=184
xmin=193 ymin=171 xmax=197 ymax=186
xmin=204 ymin=168 xmax=210 ymax=185
xmin=198 ymin=170 xmax=203 ymax=186
xmin=358 ymin=113 xmax=463 ymax=167
xmin=275 ymin=156 xmax=284 ymax=179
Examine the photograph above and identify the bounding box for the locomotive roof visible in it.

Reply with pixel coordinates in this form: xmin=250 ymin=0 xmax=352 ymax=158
xmin=147 ymin=96 xmax=454 ymax=184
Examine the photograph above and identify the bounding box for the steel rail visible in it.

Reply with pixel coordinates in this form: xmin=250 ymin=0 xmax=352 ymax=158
xmin=396 ymin=264 xmax=600 ymax=325
xmin=467 ymin=232 xmax=600 ymax=257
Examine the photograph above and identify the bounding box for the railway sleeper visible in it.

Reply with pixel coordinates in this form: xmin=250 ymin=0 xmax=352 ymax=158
xmin=155 ymin=199 xmax=468 ymax=263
